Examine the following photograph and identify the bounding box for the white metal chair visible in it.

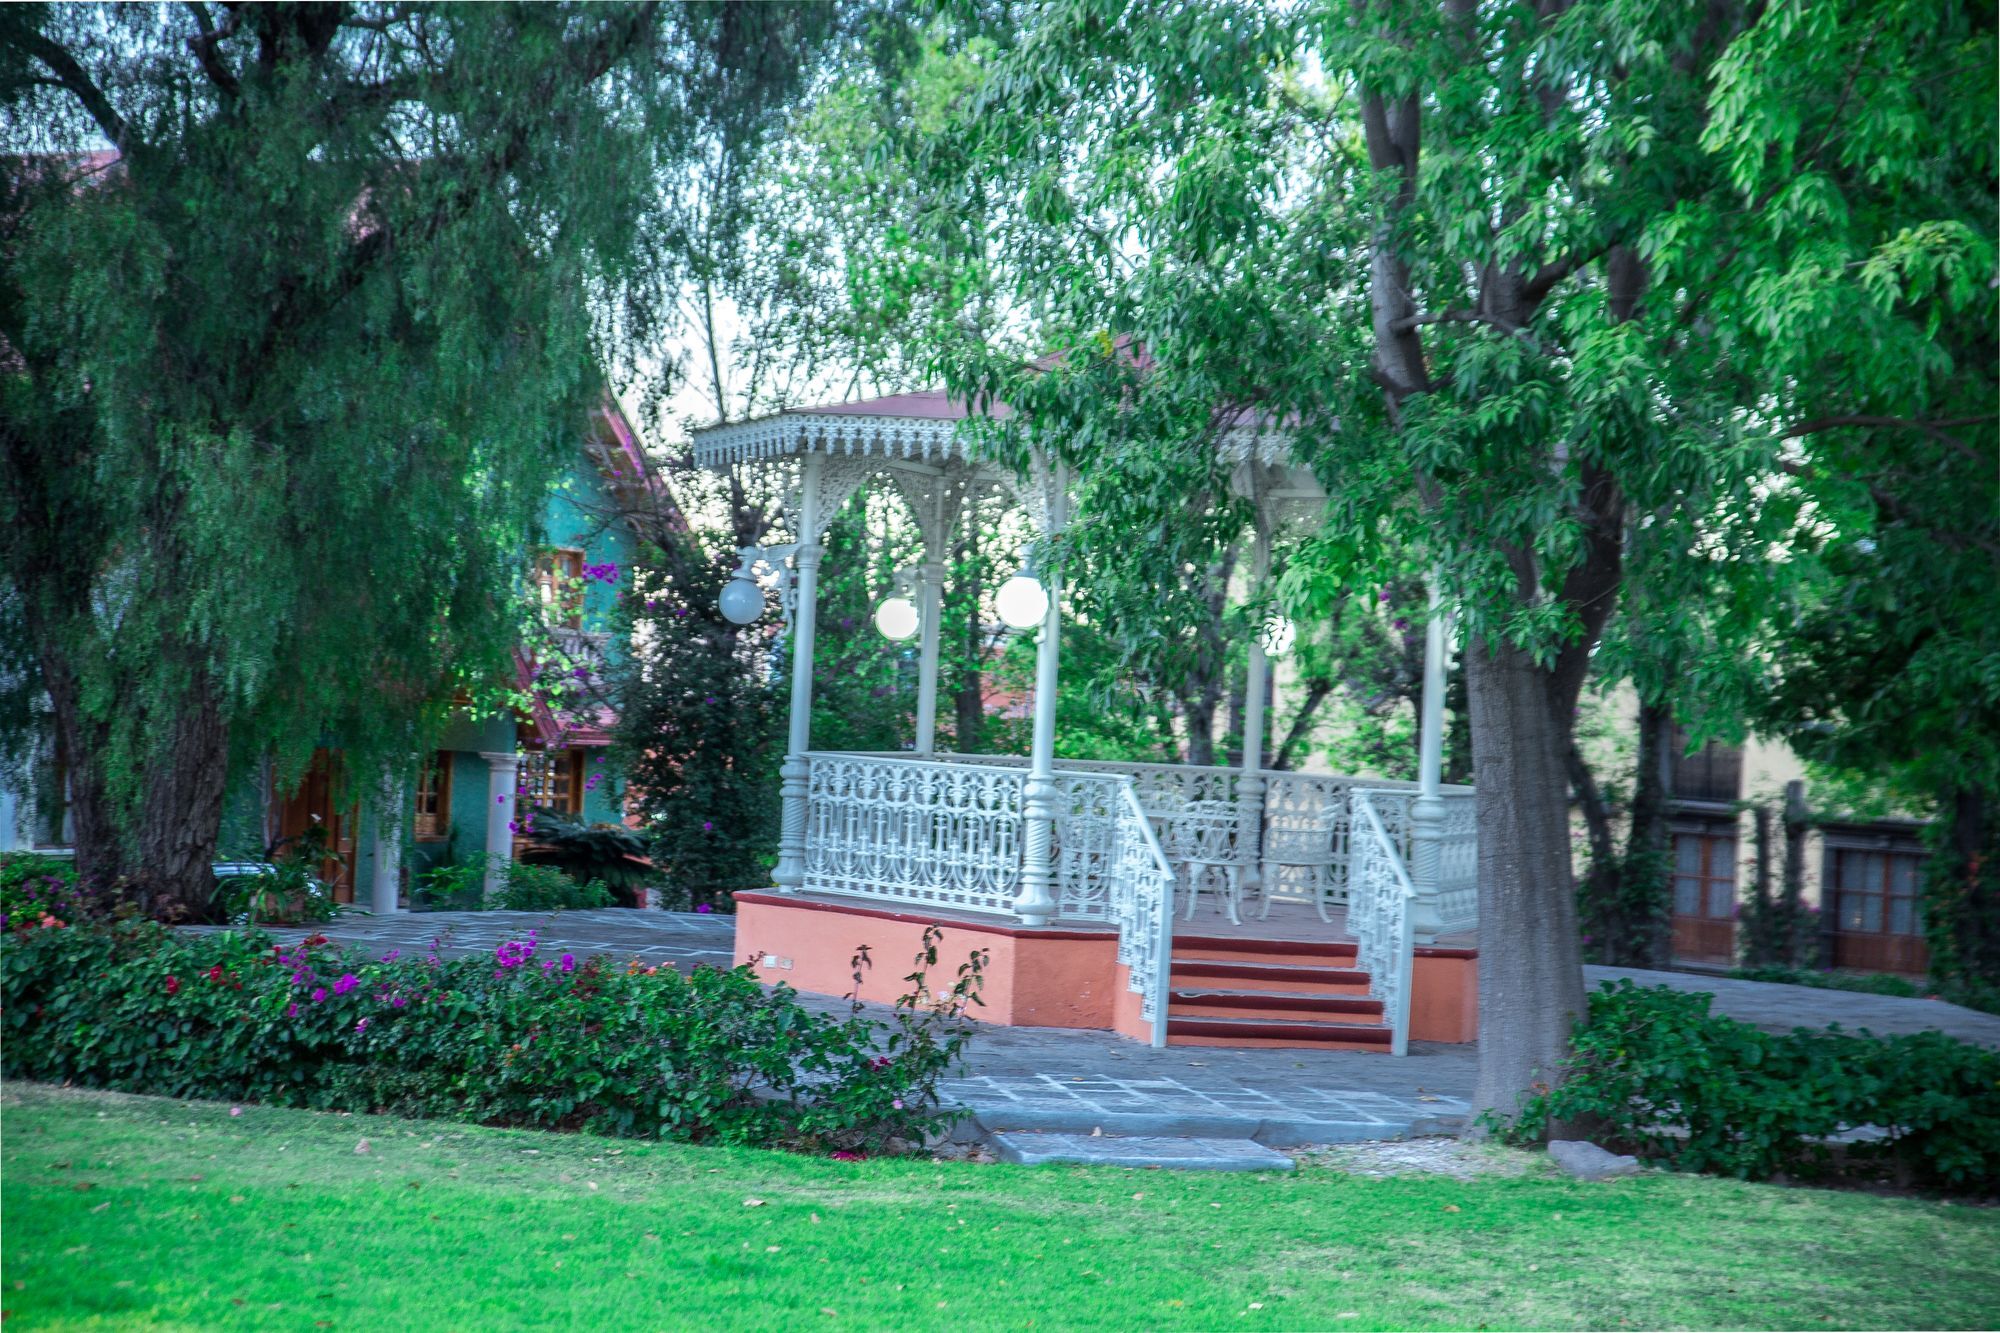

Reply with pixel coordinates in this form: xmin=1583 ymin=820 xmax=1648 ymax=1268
xmin=1154 ymin=798 xmax=1251 ymax=924
xmin=1258 ymin=799 xmax=1343 ymax=922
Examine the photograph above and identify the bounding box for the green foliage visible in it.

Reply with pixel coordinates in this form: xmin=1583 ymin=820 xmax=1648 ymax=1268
xmin=412 ymin=859 xmax=487 ymax=914
xmin=520 ymin=809 xmax=650 ymax=906
xmin=1 ymin=917 xmax=980 ymax=1152
xmin=0 ymin=851 xmax=86 ymax=928
xmin=492 ymin=862 xmax=614 ymax=914
xmin=0 ymin=3 xmax=852 ymax=907
xmin=1505 ymin=981 xmax=2000 ymax=1191
xmin=1731 ymin=967 xmax=1920 ymax=999
xmin=214 ymin=839 xmax=338 ymax=928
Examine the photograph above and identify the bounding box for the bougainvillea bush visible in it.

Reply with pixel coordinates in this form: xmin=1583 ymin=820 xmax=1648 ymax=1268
xmin=0 ymin=852 xmax=89 ymax=930
xmin=1 ymin=918 xmax=980 ymax=1153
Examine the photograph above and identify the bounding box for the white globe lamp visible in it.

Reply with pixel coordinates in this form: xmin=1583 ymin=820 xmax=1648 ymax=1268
xmin=718 ymin=576 xmax=765 ymax=626
xmin=874 ymin=595 xmax=920 ymax=642
xmin=1260 ymin=615 xmax=1298 ymax=658
xmin=994 ymin=570 xmax=1050 ymax=631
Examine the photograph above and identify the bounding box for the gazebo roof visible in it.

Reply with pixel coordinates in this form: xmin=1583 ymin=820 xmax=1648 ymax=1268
xmin=690 ymin=385 xmax=1297 ymax=471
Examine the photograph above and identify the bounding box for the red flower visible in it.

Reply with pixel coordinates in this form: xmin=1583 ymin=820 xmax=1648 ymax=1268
xmin=165 ymin=976 xmax=180 ymax=996
xmin=206 ymin=964 xmax=224 ymax=983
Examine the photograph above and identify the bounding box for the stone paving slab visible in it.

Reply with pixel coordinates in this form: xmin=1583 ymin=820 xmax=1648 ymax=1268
xmin=991 ymin=1131 xmax=1295 ymax=1171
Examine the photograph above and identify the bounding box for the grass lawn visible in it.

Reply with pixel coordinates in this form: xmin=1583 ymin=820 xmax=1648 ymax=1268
xmin=2 ymin=1084 xmax=1995 ymax=1331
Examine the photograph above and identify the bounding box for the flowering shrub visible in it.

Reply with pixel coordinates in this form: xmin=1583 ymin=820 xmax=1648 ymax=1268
xmin=2 ymin=918 xmax=979 ymax=1152
xmin=0 ymin=853 xmax=90 ymax=931
xmin=412 ymin=859 xmax=615 ymax=913
xmin=1501 ymin=980 xmax=2000 ymax=1192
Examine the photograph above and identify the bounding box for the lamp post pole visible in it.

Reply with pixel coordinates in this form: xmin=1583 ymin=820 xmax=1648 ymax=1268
xmin=772 ymin=451 xmax=826 ymax=892
xmin=1408 ymin=575 xmax=1449 ymax=943
xmin=1012 ymin=463 xmax=1066 ymax=927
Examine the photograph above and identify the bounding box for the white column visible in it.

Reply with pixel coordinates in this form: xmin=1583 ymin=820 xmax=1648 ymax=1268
xmin=479 ymin=751 xmax=520 ymax=902
xmin=913 ymin=559 xmax=945 ymax=756
xmin=1012 ymin=467 xmax=1066 ymax=927
xmin=1407 ymin=576 xmax=1449 ymax=943
xmin=369 ymin=774 xmax=404 ymax=915
xmin=1237 ymin=525 xmax=1273 ymax=904
xmin=772 ymin=451 xmax=826 ymax=891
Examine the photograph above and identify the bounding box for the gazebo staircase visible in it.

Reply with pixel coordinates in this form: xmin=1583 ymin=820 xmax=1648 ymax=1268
xmin=1165 ymin=935 xmax=1392 ymax=1050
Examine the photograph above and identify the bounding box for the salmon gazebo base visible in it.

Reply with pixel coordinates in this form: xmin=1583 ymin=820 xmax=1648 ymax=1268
xmin=733 ymin=890 xmax=1478 ymax=1049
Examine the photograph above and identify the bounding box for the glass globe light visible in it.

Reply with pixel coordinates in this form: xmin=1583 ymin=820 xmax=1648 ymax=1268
xmin=718 ymin=576 xmax=766 ymax=626
xmin=874 ymin=595 xmax=920 ymax=642
xmin=1260 ymin=615 xmax=1298 ymax=658
xmin=994 ymin=572 xmax=1050 ymax=631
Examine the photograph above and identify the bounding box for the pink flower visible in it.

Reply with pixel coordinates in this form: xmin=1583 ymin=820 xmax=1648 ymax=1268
xmin=285 ymin=1003 xmax=298 ymax=1018
xmin=891 ymin=1099 xmax=904 ymax=1110
xmin=355 ymin=1018 xmax=369 ymax=1033
xmin=333 ymin=973 xmax=359 ymax=996
xmin=559 ymin=953 xmax=576 ymax=974
xmin=164 ymin=975 xmax=180 ymax=996
xmin=311 ymin=987 xmax=328 ymax=1003
xmin=230 ymin=1106 xmax=243 ymax=1117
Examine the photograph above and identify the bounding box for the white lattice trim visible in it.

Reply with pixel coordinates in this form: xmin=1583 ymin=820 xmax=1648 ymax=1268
xmin=695 ymin=414 xmax=971 ymax=468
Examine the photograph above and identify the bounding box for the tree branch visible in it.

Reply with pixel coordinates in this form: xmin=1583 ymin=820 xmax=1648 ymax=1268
xmin=15 ymin=27 xmax=129 ymax=148
xmin=1781 ymin=414 xmax=1994 ymax=465
xmin=184 ymin=3 xmax=242 ymax=100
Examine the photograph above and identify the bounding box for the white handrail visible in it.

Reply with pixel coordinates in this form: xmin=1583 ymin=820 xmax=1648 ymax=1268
xmin=1348 ymin=789 xmax=1417 ymax=1056
xmin=1109 ymin=779 xmax=1177 ymax=1047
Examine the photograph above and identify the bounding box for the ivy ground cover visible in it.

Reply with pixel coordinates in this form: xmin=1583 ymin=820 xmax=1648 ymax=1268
xmin=6 ymin=1085 xmax=1997 ymax=1331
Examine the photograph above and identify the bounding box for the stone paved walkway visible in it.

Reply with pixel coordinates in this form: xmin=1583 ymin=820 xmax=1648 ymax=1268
xmin=188 ymin=906 xmax=1999 ymax=1149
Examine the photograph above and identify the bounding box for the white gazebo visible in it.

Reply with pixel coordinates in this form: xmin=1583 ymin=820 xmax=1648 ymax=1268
xmin=693 ymin=390 xmax=1477 ymax=1054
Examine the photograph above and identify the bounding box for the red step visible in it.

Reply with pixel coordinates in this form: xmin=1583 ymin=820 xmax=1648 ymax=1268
xmin=1167 ymin=988 xmax=1384 ymax=1022
xmin=1167 ymin=959 xmax=1370 ymax=995
xmin=1173 ymin=934 xmax=1358 ymax=967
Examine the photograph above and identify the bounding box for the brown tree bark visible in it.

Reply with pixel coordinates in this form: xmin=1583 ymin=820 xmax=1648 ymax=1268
xmin=1465 ymin=635 xmax=1589 ymax=1121
xmin=121 ymin=662 xmax=233 ymax=918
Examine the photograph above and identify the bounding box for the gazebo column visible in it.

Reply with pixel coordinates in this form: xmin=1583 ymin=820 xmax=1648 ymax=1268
xmin=479 ymin=752 xmax=520 ymax=902
xmin=369 ymin=773 xmax=404 ymax=915
xmin=1012 ymin=466 xmax=1066 ymax=927
xmin=1407 ymin=576 xmax=1449 ymax=943
xmin=1236 ymin=525 xmax=1273 ymax=906
xmin=913 ymin=558 xmax=945 ymax=756
xmin=772 ymin=450 xmax=827 ymax=892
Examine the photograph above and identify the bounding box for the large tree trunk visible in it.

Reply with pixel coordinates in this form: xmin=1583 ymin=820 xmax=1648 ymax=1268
xmin=1624 ymin=700 xmax=1673 ymax=966
xmin=39 ymin=641 xmax=126 ymax=890
xmin=123 ymin=664 xmax=231 ymax=919
xmin=1466 ymin=635 xmax=1588 ymax=1123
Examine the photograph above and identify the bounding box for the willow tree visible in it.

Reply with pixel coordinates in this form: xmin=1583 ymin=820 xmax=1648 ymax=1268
xmin=916 ymin=0 xmax=1993 ymax=1117
xmin=0 ymin=2 xmax=844 ymax=912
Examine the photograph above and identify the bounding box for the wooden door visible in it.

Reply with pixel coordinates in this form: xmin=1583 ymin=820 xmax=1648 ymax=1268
xmin=1830 ymin=848 xmax=1929 ymax=975
xmin=1671 ymin=831 xmax=1738 ymax=965
xmin=276 ymin=748 xmax=359 ymax=904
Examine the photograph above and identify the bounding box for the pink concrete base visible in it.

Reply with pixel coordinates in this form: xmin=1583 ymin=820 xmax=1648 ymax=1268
xmin=1410 ymin=947 xmax=1479 ymax=1043
xmin=733 ymin=891 xmax=1479 ymax=1046
xmin=734 ymin=891 xmax=1123 ymax=1029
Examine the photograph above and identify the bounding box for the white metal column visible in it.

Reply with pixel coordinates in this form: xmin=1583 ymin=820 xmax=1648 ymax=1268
xmin=1236 ymin=524 xmax=1273 ymax=903
xmin=1012 ymin=463 xmax=1066 ymax=926
xmin=1407 ymin=576 xmax=1449 ymax=942
xmin=478 ymin=752 xmax=520 ymax=903
xmin=913 ymin=558 xmax=945 ymax=756
xmin=370 ymin=773 xmax=404 ymax=915
xmin=772 ymin=451 xmax=827 ymax=891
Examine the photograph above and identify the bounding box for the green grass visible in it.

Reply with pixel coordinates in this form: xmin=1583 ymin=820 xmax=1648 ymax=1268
xmin=3 ymin=1084 xmax=1995 ymax=1331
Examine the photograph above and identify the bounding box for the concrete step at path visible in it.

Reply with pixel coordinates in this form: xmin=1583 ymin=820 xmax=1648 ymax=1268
xmin=1167 ymin=1015 xmax=1394 ymax=1050
xmin=990 ymin=1130 xmax=1295 ymax=1172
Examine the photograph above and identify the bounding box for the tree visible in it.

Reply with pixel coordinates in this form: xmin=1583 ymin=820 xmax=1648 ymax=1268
xmin=910 ymin=0 xmax=1991 ymax=1118
xmin=0 ymin=3 xmax=844 ymax=913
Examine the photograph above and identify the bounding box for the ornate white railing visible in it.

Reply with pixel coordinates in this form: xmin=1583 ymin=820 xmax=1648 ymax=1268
xmin=802 ymin=753 xmax=1024 ymax=913
xmin=822 ymin=751 xmax=1477 ymax=930
xmin=1108 ymin=782 xmax=1177 ymax=1047
xmin=1347 ymin=790 xmax=1417 ymax=1056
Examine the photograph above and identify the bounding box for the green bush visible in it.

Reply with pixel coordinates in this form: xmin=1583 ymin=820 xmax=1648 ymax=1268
xmin=1731 ymin=965 xmax=1924 ymax=998
xmin=412 ymin=859 xmax=614 ymax=913
xmin=1 ymin=918 xmax=982 ymax=1152
xmin=1506 ymin=980 xmax=2000 ymax=1191
xmin=0 ymin=852 xmax=86 ymax=927
xmin=519 ymin=809 xmax=651 ymax=906
xmin=494 ymin=861 xmax=613 ymax=913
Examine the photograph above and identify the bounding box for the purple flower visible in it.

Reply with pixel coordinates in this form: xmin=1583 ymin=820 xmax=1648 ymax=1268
xmin=333 ymin=974 xmax=359 ymax=996
xmin=381 ymin=950 xmax=400 ymax=963
xmin=702 ymin=820 xmax=714 ymax=832
xmin=559 ymin=953 xmax=576 ymax=974
xmin=285 ymin=1003 xmax=299 ymax=1018
xmin=496 ymin=794 xmax=508 ymax=804
xmin=695 ymin=903 xmax=713 ymax=915
xmin=311 ymin=987 xmax=328 ymax=1003
xmin=355 ymin=1018 xmax=369 ymax=1033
